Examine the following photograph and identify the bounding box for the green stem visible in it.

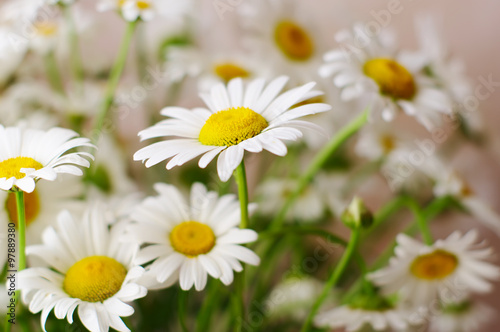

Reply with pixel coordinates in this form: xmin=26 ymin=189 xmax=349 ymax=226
xmin=178 ymin=290 xmax=189 ymax=332
xmin=44 ymin=51 xmax=65 ymax=95
xmin=196 ymin=281 xmax=220 ymax=332
xmin=233 ymin=161 xmax=249 ymax=332
xmin=269 ymin=108 xmax=369 ymax=230
xmin=301 ymin=228 xmax=361 ymax=332
xmin=4 ymin=191 xmax=26 ymax=332
xmin=234 ymin=162 xmax=249 ymax=229
xmin=63 ymin=5 xmax=84 ymax=93
xmin=405 ymin=199 xmax=433 ymax=245
xmin=92 ymin=21 xmax=137 ymax=142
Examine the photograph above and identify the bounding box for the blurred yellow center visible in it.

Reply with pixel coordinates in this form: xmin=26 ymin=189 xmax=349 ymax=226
xmin=380 ymin=135 xmax=396 ymax=154
xmin=0 ymin=157 xmax=43 ymax=180
xmin=6 ymin=190 xmax=40 ymax=227
xmin=274 ymin=20 xmax=314 ymax=61
xmin=410 ymin=250 xmax=458 ymax=280
xmin=214 ymin=63 xmax=250 ymax=83
xmin=199 ymin=107 xmax=268 ymax=146
xmin=136 ymin=1 xmax=150 ymax=9
xmin=170 ymin=221 xmax=215 ymax=257
xmin=363 ymin=58 xmax=416 ymax=100
xmin=64 ymin=256 xmax=126 ymax=302
xmin=34 ymin=22 xmax=58 ymax=37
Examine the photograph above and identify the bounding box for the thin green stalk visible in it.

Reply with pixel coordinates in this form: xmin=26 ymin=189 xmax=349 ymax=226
xmin=178 ymin=290 xmax=189 ymax=332
xmin=405 ymin=199 xmax=433 ymax=245
xmin=234 ymin=162 xmax=249 ymax=229
xmin=270 ymin=108 xmax=369 ymax=230
xmin=4 ymin=191 xmax=26 ymax=332
xmin=44 ymin=51 xmax=65 ymax=95
xmin=301 ymin=228 xmax=361 ymax=332
xmin=93 ymin=21 xmax=137 ymax=142
xmin=233 ymin=161 xmax=250 ymax=332
xmin=63 ymin=5 xmax=84 ymax=93
xmin=196 ymin=281 xmax=220 ymax=332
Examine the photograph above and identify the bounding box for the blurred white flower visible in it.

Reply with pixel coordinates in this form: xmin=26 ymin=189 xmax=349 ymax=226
xmin=429 ymin=301 xmax=495 ymax=332
xmin=238 ymin=0 xmax=326 ymax=85
xmin=320 ymin=24 xmax=453 ymax=131
xmin=368 ymin=231 xmax=500 ymax=307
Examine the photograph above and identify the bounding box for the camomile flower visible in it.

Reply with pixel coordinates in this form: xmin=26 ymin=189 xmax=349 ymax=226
xmin=98 ymin=0 xmax=191 ymax=22
xmin=128 ymin=182 xmax=260 ymax=291
xmin=0 ymin=125 xmax=94 ymax=193
xmin=320 ymin=24 xmax=453 ymax=131
xmin=165 ymin=45 xmax=272 ymax=91
xmin=266 ymin=275 xmax=324 ymax=321
xmin=0 ymin=174 xmax=85 ymax=245
xmin=433 ymin=169 xmax=500 ymax=237
xmin=238 ymin=0 xmax=325 ymax=84
xmin=18 ymin=207 xmax=147 ymax=332
xmin=368 ymin=231 xmax=500 ymax=307
xmin=315 ymin=305 xmax=412 ymax=332
xmin=134 ymin=76 xmax=331 ymax=181
xmin=429 ymin=300 xmax=495 ymax=332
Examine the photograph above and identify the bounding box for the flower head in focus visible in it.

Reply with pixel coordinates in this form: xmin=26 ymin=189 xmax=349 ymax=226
xmin=134 ymin=76 xmax=331 ymax=181
xmin=128 ymin=183 xmax=260 ymax=291
xmin=0 ymin=125 xmax=94 ymax=193
xmin=18 ymin=207 xmax=147 ymax=332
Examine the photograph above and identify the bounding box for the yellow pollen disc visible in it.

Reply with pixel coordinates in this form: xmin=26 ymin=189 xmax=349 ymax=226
xmin=6 ymin=190 xmax=40 ymax=227
xmin=63 ymin=256 xmax=127 ymax=302
xmin=118 ymin=0 xmax=126 ymax=7
xmin=170 ymin=221 xmax=216 ymax=257
xmin=214 ymin=63 xmax=250 ymax=83
xmin=363 ymin=58 xmax=417 ymax=100
xmin=460 ymin=183 xmax=474 ymax=197
xmin=380 ymin=135 xmax=396 ymax=154
xmin=0 ymin=157 xmax=43 ymax=180
xmin=199 ymin=107 xmax=268 ymax=146
xmin=410 ymin=250 xmax=458 ymax=280
xmin=34 ymin=22 xmax=58 ymax=37
xmin=274 ymin=20 xmax=314 ymax=61
xmin=136 ymin=0 xmax=150 ymax=9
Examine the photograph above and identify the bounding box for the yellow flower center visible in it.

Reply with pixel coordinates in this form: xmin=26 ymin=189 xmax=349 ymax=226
xmin=33 ymin=22 xmax=58 ymax=37
xmin=363 ymin=58 xmax=417 ymax=100
xmin=0 ymin=157 xmax=43 ymax=180
xmin=170 ymin=221 xmax=216 ymax=257
xmin=410 ymin=249 xmax=458 ymax=280
xmin=380 ymin=135 xmax=396 ymax=154
xmin=5 ymin=190 xmax=40 ymax=227
xmin=199 ymin=107 xmax=268 ymax=146
xmin=214 ymin=63 xmax=250 ymax=83
xmin=274 ymin=20 xmax=314 ymax=61
xmin=63 ymin=256 xmax=127 ymax=302
xmin=136 ymin=1 xmax=150 ymax=9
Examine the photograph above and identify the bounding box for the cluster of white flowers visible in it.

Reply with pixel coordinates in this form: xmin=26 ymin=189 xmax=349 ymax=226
xmin=0 ymin=0 xmax=498 ymax=332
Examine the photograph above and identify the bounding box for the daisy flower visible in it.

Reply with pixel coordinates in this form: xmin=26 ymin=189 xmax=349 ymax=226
xmin=238 ymin=0 xmax=325 ymax=84
xmin=134 ymin=76 xmax=331 ymax=181
xmin=315 ymin=284 xmax=420 ymax=332
xmin=433 ymin=169 xmax=500 ymax=237
xmin=320 ymin=24 xmax=453 ymax=131
xmin=97 ymin=0 xmax=191 ymax=22
xmin=315 ymin=305 xmax=412 ymax=332
xmin=368 ymin=231 xmax=500 ymax=307
xmin=0 ymin=27 xmax=27 ymax=85
xmin=128 ymin=182 xmax=260 ymax=291
xmin=266 ymin=275 xmax=324 ymax=321
xmin=0 ymin=125 xmax=94 ymax=193
xmin=0 ymin=174 xmax=85 ymax=245
xmin=429 ymin=300 xmax=495 ymax=332
xmin=18 ymin=207 xmax=147 ymax=332
xmin=165 ymin=45 xmax=272 ymax=91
